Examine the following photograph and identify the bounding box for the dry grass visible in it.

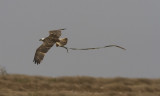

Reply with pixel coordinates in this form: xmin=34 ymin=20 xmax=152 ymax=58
xmin=0 ymin=74 xmax=160 ymax=96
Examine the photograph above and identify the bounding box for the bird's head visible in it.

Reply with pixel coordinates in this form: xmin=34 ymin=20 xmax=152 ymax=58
xmin=39 ymin=38 xmax=45 ymax=41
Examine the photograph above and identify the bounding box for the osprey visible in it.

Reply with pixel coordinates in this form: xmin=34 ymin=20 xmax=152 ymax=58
xmin=33 ymin=28 xmax=68 ymax=64
xmin=33 ymin=29 xmax=126 ymax=64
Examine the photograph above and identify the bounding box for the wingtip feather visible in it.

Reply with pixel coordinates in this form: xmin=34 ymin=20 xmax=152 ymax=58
xmin=59 ymin=28 xmax=66 ymax=30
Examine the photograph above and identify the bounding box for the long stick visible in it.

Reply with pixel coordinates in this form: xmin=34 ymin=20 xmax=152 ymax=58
xmin=61 ymin=45 xmax=126 ymax=52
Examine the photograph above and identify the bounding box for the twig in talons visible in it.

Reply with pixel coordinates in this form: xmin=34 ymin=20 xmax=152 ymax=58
xmin=68 ymin=45 xmax=126 ymax=51
xmin=60 ymin=45 xmax=126 ymax=53
xmin=61 ymin=46 xmax=69 ymax=53
xmin=104 ymin=45 xmax=126 ymax=50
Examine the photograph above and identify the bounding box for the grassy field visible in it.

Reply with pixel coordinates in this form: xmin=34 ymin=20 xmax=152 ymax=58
xmin=0 ymin=74 xmax=160 ymax=96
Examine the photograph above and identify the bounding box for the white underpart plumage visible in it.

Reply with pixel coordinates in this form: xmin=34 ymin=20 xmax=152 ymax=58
xmin=56 ymin=38 xmax=68 ymax=47
xmin=56 ymin=38 xmax=63 ymax=47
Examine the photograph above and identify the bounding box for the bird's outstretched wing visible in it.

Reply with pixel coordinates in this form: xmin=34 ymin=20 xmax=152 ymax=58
xmin=49 ymin=28 xmax=66 ymax=38
xmin=33 ymin=28 xmax=66 ymax=64
xmin=33 ymin=41 xmax=55 ymax=64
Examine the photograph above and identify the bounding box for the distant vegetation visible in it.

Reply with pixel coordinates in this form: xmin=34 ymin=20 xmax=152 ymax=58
xmin=0 ymin=74 xmax=160 ymax=96
xmin=0 ymin=65 xmax=7 ymax=76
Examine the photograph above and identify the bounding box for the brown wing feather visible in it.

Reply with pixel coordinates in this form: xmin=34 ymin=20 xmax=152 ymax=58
xmin=33 ymin=28 xmax=66 ymax=64
xmin=49 ymin=28 xmax=66 ymax=38
xmin=33 ymin=37 xmax=56 ymax=64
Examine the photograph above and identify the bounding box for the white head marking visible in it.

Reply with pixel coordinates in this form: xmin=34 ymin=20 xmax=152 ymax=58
xmin=41 ymin=38 xmax=45 ymax=40
xmin=39 ymin=38 xmax=45 ymax=41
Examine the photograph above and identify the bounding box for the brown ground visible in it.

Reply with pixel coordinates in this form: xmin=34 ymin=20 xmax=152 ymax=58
xmin=0 ymin=74 xmax=160 ymax=96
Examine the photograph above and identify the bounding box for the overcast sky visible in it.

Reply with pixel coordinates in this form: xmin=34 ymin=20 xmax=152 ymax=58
xmin=0 ymin=0 xmax=160 ymax=78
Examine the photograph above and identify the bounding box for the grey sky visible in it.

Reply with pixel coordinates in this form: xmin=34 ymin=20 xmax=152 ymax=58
xmin=0 ymin=0 xmax=160 ymax=78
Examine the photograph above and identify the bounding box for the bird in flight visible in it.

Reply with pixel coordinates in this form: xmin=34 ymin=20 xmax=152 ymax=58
xmin=33 ymin=28 xmax=68 ymax=64
xmin=33 ymin=28 xmax=126 ymax=65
